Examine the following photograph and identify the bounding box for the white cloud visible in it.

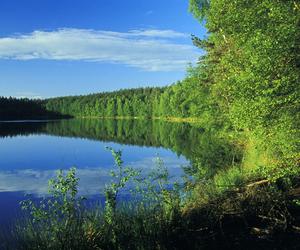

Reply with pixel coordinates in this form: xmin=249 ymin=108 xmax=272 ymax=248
xmin=128 ymin=29 xmax=188 ymax=38
xmin=0 ymin=28 xmax=199 ymax=71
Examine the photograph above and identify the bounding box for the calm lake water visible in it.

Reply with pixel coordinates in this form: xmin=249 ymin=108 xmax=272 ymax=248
xmin=0 ymin=118 xmax=205 ymax=228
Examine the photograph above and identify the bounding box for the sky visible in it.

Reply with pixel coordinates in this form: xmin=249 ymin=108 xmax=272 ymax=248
xmin=0 ymin=0 xmax=206 ymax=98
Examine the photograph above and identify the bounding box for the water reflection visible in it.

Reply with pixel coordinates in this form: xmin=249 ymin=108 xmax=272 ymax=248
xmin=0 ymin=118 xmax=206 ymax=161
xmin=0 ymin=118 xmax=241 ymax=227
xmin=0 ymin=156 xmax=185 ymax=196
xmin=0 ymin=118 xmax=240 ymax=182
xmin=0 ymin=119 xmax=195 ymax=196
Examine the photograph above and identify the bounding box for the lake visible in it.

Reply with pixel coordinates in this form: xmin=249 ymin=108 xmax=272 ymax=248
xmin=0 ymin=118 xmax=206 ymax=228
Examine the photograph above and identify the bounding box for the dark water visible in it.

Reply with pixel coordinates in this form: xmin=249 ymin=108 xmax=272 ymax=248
xmin=0 ymin=118 xmax=208 ymax=228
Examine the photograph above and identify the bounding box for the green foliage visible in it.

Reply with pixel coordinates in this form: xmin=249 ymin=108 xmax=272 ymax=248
xmin=189 ymin=0 xmax=210 ymax=21
xmin=132 ymin=156 xmax=182 ymax=222
xmin=9 ymin=149 xmax=188 ymax=249
xmin=189 ymin=0 xmax=300 ymax=182
xmin=104 ymin=147 xmax=139 ymax=228
xmin=21 ymin=168 xmax=82 ymax=222
xmin=17 ymin=168 xmax=88 ymax=249
xmin=44 ymin=87 xmax=166 ymax=119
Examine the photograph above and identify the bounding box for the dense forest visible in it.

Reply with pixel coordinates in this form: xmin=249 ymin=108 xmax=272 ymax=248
xmin=43 ymin=82 xmax=204 ymax=119
xmin=0 ymin=97 xmax=68 ymax=120
xmin=45 ymin=87 xmax=165 ymax=118
xmin=2 ymin=0 xmax=300 ymax=249
xmin=43 ymin=67 xmax=207 ymax=119
xmin=2 ymin=80 xmax=203 ymax=120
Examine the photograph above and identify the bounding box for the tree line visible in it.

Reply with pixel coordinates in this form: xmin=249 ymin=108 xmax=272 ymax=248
xmin=0 ymin=97 xmax=68 ymax=120
xmin=44 ymin=83 xmax=204 ymax=119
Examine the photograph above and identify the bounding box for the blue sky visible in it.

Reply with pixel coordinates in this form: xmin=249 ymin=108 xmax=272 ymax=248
xmin=0 ymin=0 xmax=206 ymax=98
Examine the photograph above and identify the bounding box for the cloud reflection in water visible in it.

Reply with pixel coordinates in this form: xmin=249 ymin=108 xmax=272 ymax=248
xmin=0 ymin=156 xmax=187 ymax=196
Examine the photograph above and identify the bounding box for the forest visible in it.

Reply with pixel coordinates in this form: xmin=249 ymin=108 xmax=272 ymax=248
xmin=42 ymin=69 xmax=206 ymax=119
xmin=1 ymin=0 xmax=300 ymax=249
xmin=0 ymin=97 xmax=68 ymax=120
xmin=44 ymin=87 xmax=166 ymax=118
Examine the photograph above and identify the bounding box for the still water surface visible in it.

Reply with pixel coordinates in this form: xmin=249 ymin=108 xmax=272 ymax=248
xmin=0 ymin=119 xmax=202 ymax=227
